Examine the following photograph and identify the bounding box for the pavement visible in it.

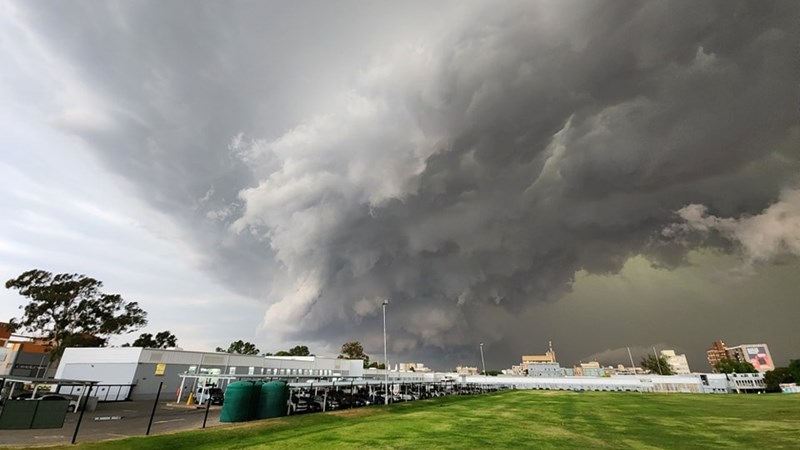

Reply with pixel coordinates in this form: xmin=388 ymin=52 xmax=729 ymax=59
xmin=0 ymin=401 xmax=229 ymax=447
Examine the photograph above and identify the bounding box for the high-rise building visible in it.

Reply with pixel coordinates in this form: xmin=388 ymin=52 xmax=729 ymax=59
xmin=706 ymin=340 xmax=775 ymax=373
xmin=706 ymin=340 xmax=727 ymax=372
xmin=725 ymin=344 xmax=774 ymax=373
xmin=660 ymin=349 xmax=691 ymax=374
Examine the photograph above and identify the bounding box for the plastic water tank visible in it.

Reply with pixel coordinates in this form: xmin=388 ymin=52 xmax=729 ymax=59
xmin=249 ymin=381 xmax=263 ymax=420
xmin=256 ymin=381 xmax=288 ymax=419
xmin=220 ymin=382 xmax=254 ymax=423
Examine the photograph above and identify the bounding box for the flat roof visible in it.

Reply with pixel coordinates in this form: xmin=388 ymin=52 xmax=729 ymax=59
xmin=0 ymin=376 xmax=100 ymax=386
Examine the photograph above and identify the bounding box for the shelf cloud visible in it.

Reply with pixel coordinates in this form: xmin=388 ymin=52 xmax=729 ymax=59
xmin=6 ymin=0 xmax=799 ymax=367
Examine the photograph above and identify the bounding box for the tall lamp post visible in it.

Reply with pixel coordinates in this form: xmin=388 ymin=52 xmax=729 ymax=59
xmin=480 ymin=342 xmax=486 ymax=375
xmin=382 ymin=299 xmax=389 ymax=405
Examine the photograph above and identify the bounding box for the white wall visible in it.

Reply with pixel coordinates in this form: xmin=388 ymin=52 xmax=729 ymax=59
xmin=453 ymin=374 xmax=706 ymax=393
xmin=57 ymin=362 xmax=139 ymax=385
xmin=55 ymin=347 xmax=143 ymax=384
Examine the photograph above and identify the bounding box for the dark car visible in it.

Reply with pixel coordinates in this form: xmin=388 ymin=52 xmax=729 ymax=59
xmin=208 ymin=388 xmax=224 ymax=405
xmin=11 ymin=392 xmax=77 ymax=412
xmin=329 ymin=391 xmax=352 ymax=409
xmin=41 ymin=394 xmax=77 ymax=412
xmin=290 ymin=394 xmax=322 ymax=414
xmin=11 ymin=392 xmax=37 ymax=400
xmin=351 ymin=395 xmax=369 ymax=407
xmin=313 ymin=395 xmax=339 ymax=411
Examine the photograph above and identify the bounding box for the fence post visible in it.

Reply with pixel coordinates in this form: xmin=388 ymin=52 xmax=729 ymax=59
xmin=202 ymin=393 xmax=212 ymax=429
xmin=146 ymin=382 xmax=163 ymax=436
xmin=71 ymin=385 xmax=89 ymax=445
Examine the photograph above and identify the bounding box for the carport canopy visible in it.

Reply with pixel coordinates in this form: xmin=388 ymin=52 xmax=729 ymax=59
xmin=1 ymin=375 xmax=99 ymax=411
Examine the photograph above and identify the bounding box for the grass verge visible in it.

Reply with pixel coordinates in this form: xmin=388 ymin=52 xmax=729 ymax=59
xmin=13 ymin=390 xmax=800 ymax=449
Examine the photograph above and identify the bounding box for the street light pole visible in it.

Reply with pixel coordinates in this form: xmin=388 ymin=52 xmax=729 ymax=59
xmin=382 ymin=299 xmax=389 ymax=405
xmin=480 ymin=342 xmax=486 ymax=376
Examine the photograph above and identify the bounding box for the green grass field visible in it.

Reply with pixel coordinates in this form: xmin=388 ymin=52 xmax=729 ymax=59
xmin=33 ymin=391 xmax=800 ymax=449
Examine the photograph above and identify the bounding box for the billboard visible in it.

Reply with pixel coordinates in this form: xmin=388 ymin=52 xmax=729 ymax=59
xmin=743 ymin=345 xmax=773 ymax=372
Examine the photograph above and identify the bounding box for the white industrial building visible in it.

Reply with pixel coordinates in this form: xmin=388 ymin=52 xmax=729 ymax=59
xmin=55 ymin=347 xmax=365 ymax=400
xmin=451 ymin=372 xmax=765 ymax=394
xmin=362 ymin=371 xmax=765 ymax=394
xmin=54 ymin=347 xmax=766 ymax=402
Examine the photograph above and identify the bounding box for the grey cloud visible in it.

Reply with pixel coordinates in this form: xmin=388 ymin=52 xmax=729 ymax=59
xmin=666 ymin=188 xmax=800 ymax=270
xmin=12 ymin=0 xmax=800 ymax=369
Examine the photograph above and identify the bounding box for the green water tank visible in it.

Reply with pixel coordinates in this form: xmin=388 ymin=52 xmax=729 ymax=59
xmin=249 ymin=381 xmax=264 ymax=420
xmin=220 ymin=382 xmax=254 ymax=423
xmin=256 ymin=381 xmax=288 ymax=419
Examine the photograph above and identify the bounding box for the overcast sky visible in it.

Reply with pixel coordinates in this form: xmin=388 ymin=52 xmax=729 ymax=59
xmin=1 ymin=0 xmax=798 ymax=371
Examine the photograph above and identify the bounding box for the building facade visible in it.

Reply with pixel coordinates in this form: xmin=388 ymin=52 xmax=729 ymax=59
xmin=573 ymin=361 xmax=606 ymax=377
xmin=455 ymin=366 xmax=479 ymax=375
xmin=725 ymin=344 xmax=774 ymax=373
xmin=56 ymin=347 xmax=365 ymax=400
xmin=706 ymin=340 xmax=775 ymax=373
xmin=0 ymin=323 xmax=11 ymax=347
xmin=398 ymin=362 xmax=431 ymax=373
xmin=526 ymin=362 xmax=563 ymax=377
xmin=521 ymin=349 xmax=557 ymax=365
xmin=0 ymin=323 xmax=54 ymax=378
xmin=522 ymin=342 xmax=561 ymax=376
xmin=706 ymin=340 xmax=727 ymax=372
xmin=660 ymin=350 xmax=691 ymax=374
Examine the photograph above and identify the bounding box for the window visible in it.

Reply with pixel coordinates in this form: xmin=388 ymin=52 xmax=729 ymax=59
xmin=248 ymin=367 xmax=255 ymax=375
xmin=188 ymin=365 xmax=197 ymax=374
xmin=229 ymin=367 xmax=236 ymax=375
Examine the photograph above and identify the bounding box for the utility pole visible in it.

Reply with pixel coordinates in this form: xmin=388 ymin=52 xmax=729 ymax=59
xmin=479 ymin=343 xmax=486 ymax=376
xmin=627 ymin=347 xmax=636 ymax=374
xmin=382 ymin=299 xmax=389 ymax=405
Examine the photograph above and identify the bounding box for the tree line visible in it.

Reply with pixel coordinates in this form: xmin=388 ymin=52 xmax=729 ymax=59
xmin=764 ymin=360 xmax=800 ymax=392
xmin=4 ymin=270 xmax=387 ymax=366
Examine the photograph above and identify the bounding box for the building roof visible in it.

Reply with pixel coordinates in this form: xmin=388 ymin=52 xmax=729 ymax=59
xmin=0 ymin=375 xmax=100 ymax=386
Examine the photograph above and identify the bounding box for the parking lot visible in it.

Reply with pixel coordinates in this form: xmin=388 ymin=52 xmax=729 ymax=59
xmin=0 ymin=400 xmax=227 ymax=447
xmin=0 ymin=383 xmax=496 ymax=447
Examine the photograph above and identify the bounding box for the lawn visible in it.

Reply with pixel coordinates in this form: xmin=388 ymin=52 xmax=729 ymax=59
xmin=21 ymin=391 xmax=800 ymax=449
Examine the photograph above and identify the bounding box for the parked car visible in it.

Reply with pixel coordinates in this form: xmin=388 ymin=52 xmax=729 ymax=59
xmin=313 ymin=395 xmax=339 ymax=411
xmin=193 ymin=385 xmax=224 ymax=406
xmin=11 ymin=392 xmax=78 ymax=412
xmin=207 ymin=388 xmax=224 ymax=405
xmin=329 ymin=391 xmax=352 ymax=409
xmin=290 ymin=394 xmax=322 ymax=414
xmin=40 ymin=394 xmax=78 ymax=412
xmin=11 ymin=392 xmax=38 ymax=400
xmin=350 ymin=395 xmax=369 ymax=407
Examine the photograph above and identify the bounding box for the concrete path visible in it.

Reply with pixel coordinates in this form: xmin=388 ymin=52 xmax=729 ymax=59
xmin=0 ymin=401 xmax=228 ymax=447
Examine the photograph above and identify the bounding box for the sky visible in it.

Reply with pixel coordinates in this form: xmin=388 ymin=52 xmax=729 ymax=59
xmin=1 ymin=0 xmax=799 ymax=372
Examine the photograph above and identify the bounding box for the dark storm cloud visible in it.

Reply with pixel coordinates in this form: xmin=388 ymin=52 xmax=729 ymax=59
xmin=13 ymin=0 xmax=800 ymax=367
